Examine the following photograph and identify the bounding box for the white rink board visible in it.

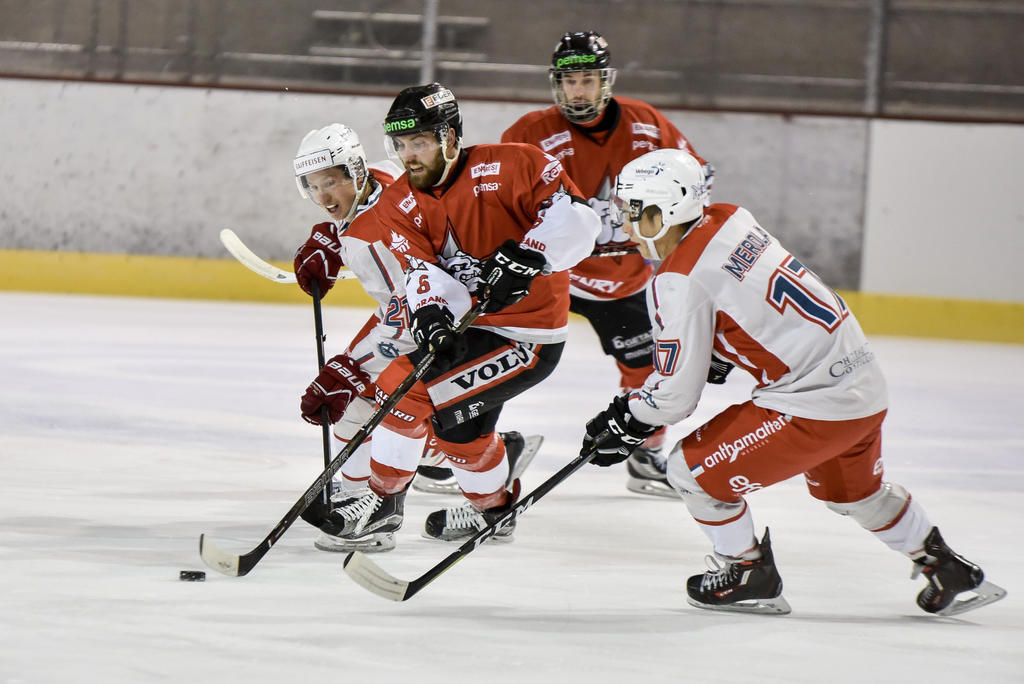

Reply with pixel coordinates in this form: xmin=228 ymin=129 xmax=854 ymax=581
xmin=0 ymin=292 xmax=1021 ymax=683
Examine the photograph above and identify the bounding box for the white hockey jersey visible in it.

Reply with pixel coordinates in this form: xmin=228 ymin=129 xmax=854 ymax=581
xmin=628 ymin=203 xmax=888 ymax=427
xmin=328 ymin=161 xmax=417 ymax=379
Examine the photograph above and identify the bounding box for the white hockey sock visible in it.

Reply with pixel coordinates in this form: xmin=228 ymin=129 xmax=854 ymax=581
xmin=695 ymin=503 xmax=760 ymax=559
xmin=370 ymin=427 xmax=426 ymax=474
xmin=450 ymin=457 xmax=510 ymax=499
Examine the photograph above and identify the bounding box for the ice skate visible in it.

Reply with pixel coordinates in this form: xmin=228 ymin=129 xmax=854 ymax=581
xmin=625 ymin=428 xmax=675 ymax=498
xmin=686 ymin=528 xmax=791 ymax=615
xmin=912 ymin=526 xmax=1006 ymax=616
xmin=422 ymin=480 xmax=521 ymax=543
xmin=412 ymin=464 xmax=460 ymax=494
xmin=314 ymin=488 xmax=405 ymax=553
xmin=412 ymin=431 xmax=543 ymax=495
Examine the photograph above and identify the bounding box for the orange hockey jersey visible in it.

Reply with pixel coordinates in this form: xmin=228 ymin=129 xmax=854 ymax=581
xmin=366 ymin=143 xmax=600 ymax=344
xmin=502 ymin=97 xmax=712 ymax=301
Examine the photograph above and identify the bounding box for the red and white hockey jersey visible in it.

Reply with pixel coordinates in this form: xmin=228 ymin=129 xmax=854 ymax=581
xmin=628 ymin=203 xmax=888 ymax=427
xmin=365 ymin=143 xmax=600 ymax=344
xmin=502 ymin=97 xmax=711 ymax=301
xmin=315 ymin=161 xmax=416 ymax=378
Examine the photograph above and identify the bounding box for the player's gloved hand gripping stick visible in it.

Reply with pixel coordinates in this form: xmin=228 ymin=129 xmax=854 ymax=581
xmin=198 ymin=301 xmax=488 ymax=577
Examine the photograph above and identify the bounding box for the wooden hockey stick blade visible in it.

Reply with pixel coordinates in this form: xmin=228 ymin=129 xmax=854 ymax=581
xmin=219 ymin=228 xmax=355 ymax=284
xmin=199 ymin=534 xmax=245 ymax=577
xmin=343 ymin=433 xmax=609 ymax=601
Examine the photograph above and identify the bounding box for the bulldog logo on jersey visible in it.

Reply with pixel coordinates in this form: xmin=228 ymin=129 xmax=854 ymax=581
xmin=437 ymin=219 xmax=483 ymax=291
xmin=390 ymin=230 xmax=410 ymax=253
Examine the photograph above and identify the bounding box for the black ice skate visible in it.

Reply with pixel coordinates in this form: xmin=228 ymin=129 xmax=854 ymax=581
xmin=912 ymin=526 xmax=1006 ymax=616
xmin=625 ymin=429 xmax=675 ymax=498
xmin=315 ymin=488 xmax=405 ymax=553
xmin=422 ymin=480 xmax=522 ymax=543
xmin=686 ymin=528 xmax=792 ymax=615
xmin=412 ymin=431 xmax=543 ymax=495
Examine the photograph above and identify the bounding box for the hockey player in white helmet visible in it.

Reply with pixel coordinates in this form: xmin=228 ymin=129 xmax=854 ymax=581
xmin=580 ymin=148 xmax=1006 ymax=616
xmin=292 ymin=124 xmax=542 ymax=552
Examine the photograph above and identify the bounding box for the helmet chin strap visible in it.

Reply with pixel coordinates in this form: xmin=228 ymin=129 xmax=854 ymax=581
xmin=340 ymin=174 xmax=370 ymax=225
xmin=433 ymin=138 xmax=461 ymax=188
xmin=631 ymin=217 xmax=674 ymax=260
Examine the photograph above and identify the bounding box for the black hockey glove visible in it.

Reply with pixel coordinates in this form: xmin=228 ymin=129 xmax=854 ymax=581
xmin=581 ymin=395 xmax=659 ymax=467
xmin=707 ymin=354 xmax=735 ymax=385
xmin=411 ymin=304 xmax=467 ymax=371
xmin=476 ymin=239 xmax=547 ymax=313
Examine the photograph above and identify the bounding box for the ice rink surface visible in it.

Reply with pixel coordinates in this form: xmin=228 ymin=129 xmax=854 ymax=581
xmin=1 ymin=291 xmax=1021 ymax=683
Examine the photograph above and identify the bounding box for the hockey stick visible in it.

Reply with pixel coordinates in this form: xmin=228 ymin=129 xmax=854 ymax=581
xmin=342 ymin=431 xmax=611 ymax=601
xmin=199 ymin=301 xmax=488 ymax=577
xmin=312 ymin=280 xmax=333 ymax=503
xmin=219 ymin=228 xmax=357 ymax=284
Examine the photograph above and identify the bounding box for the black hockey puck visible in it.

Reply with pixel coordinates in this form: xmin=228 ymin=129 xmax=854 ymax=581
xmin=179 ymin=570 xmax=206 ymax=582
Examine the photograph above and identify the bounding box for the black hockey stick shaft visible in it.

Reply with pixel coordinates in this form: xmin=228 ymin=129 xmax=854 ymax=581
xmin=200 ymin=302 xmax=487 ymax=577
xmin=342 ymin=431 xmax=610 ymax=601
xmin=311 ymin=282 xmax=332 ymax=476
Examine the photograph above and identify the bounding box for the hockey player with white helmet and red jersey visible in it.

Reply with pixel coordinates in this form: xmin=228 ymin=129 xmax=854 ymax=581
xmin=580 ymin=148 xmax=1006 ymax=616
xmin=290 ymin=124 xmax=541 ymax=552
xmin=502 ymin=30 xmax=721 ymax=499
xmin=297 ymin=82 xmax=600 ymax=550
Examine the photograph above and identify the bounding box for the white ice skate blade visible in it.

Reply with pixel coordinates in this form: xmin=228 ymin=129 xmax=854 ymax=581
xmin=686 ymin=595 xmax=792 ymax=615
xmin=314 ymin=532 xmax=395 ymax=553
xmin=626 ymin=476 xmax=679 ymax=499
xmin=419 ymin=529 xmax=515 ymax=544
xmin=510 ymin=434 xmax=544 ymax=481
xmin=411 ymin=478 xmax=461 ymax=495
xmin=933 ymin=580 xmax=1007 ymax=616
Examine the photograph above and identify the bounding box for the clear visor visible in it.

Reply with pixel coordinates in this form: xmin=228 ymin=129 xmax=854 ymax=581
xmin=384 ymin=125 xmax=448 ymax=167
xmin=296 ymin=165 xmax=356 ymax=203
xmin=549 ymin=67 xmax=616 ymax=123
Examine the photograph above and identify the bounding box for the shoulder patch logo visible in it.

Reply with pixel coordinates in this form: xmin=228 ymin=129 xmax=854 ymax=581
xmin=631 ymin=122 xmax=661 ymax=139
xmin=540 ymin=130 xmax=572 ymax=152
xmin=540 ymin=158 xmax=563 ymax=184
xmin=470 ymin=162 xmax=501 ymax=178
xmin=398 ymin=191 xmax=416 ymax=213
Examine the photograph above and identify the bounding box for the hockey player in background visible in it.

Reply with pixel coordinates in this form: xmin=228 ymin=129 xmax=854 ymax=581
xmin=298 ymin=83 xmax=601 ymax=549
xmin=289 ymin=123 xmax=539 ymax=552
xmin=580 ymin=148 xmax=1006 ymax=616
xmin=502 ymin=30 xmax=722 ymax=499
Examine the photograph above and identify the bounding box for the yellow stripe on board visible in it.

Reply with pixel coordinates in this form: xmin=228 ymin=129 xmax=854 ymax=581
xmin=0 ymin=249 xmax=375 ymax=308
xmin=838 ymin=291 xmax=1024 ymax=345
xmin=1 ymin=249 xmax=1021 ymax=344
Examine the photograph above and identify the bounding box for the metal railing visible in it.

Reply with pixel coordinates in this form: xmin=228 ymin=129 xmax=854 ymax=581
xmin=0 ymin=0 xmax=1020 ymax=121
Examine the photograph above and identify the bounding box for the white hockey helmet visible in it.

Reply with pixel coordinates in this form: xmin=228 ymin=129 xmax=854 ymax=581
xmin=616 ymin=148 xmax=707 ymax=227
xmin=293 ymin=123 xmax=368 ymax=200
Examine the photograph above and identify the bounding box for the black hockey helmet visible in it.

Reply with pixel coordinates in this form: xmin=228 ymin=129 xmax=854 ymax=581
xmin=383 ymin=82 xmax=463 ymax=143
xmin=548 ymin=31 xmax=616 ymax=123
xmin=550 ymin=30 xmax=611 ymax=73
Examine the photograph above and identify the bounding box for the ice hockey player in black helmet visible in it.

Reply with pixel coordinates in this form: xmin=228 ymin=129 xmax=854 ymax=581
xmin=548 ymin=30 xmax=615 ymax=124
xmin=383 ymin=82 xmax=464 ymax=190
xmin=504 ymin=32 xmax=720 ymax=499
xmin=304 ymin=81 xmax=601 ymax=550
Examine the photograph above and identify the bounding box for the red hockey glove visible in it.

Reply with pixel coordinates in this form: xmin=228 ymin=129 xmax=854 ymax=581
xmin=476 ymin=240 xmax=546 ymax=313
xmin=293 ymin=223 xmax=343 ymax=298
xmin=300 ymin=354 xmax=371 ymax=425
xmin=581 ymin=395 xmax=658 ymax=466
